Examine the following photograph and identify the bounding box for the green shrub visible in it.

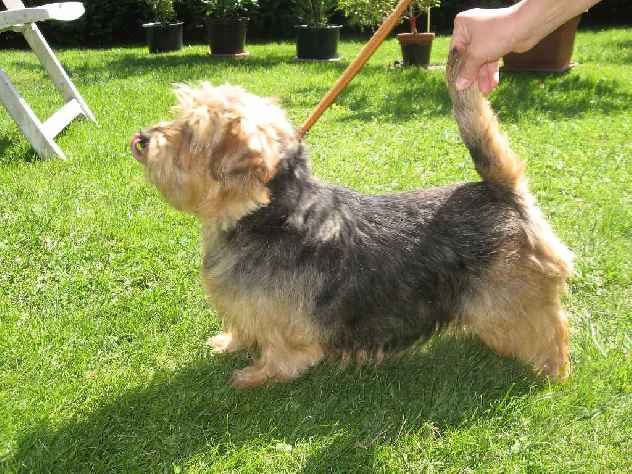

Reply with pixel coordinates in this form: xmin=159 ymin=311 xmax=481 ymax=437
xmin=0 ymin=0 xmax=629 ymax=46
xmin=293 ymin=0 xmax=339 ymax=27
xmin=146 ymin=0 xmax=177 ymax=23
xmin=202 ymin=0 xmax=259 ymax=18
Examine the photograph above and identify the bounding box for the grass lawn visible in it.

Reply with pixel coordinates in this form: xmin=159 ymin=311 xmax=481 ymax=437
xmin=1 ymin=29 xmax=631 ymax=472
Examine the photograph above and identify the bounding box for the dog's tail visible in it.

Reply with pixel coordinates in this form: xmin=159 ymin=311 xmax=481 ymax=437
xmin=446 ymin=49 xmax=525 ymax=191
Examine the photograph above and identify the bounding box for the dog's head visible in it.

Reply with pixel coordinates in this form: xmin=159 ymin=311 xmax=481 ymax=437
xmin=131 ymin=83 xmax=297 ymax=223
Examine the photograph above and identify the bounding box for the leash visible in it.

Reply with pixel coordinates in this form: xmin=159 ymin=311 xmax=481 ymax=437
xmin=298 ymin=0 xmax=415 ymax=140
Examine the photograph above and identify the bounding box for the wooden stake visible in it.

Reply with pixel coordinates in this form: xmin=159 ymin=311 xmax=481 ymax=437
xmin=298 ymin=0 xmax=415 ymax=139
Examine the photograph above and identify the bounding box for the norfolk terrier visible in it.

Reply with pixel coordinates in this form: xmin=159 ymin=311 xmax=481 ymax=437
xmin=130 ymin=50 xmax=573 ymax=389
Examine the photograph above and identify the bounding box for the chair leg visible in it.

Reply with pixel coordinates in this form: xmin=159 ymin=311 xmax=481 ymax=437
xmin=0 ymin=70 xmax=66 ymax=159
xmin=22 ymin=23 xmax=96 ymax=123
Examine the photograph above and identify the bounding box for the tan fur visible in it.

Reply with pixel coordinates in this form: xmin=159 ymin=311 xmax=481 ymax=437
xmin=137 ymin=83 xmax=325 ymax=387
xmin=204 ymin=280 xmax=324 ymax=388
xmin=460 ymin=185 xmax=573 ymax=380
xmin=135 ymin=74 xmax=575 ymax=388
xmin=463 ymin=249 xmax=570 ymax=380
xmin=143 ymin=83 xmax=296 ymax=228
xmin=446 ymin=49 xmax=574 ymax=380
xmin=446 ymin=49 xmax=526 ymax=190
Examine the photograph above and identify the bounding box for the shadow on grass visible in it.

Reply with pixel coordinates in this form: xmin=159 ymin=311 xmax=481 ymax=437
xmin=9 ymin=336 xmax=542 ymax=472
xmin=334 ymin=68 xmax=632 ymax=124
xmin=8 ymin=48 xmax=631 ymax=125
xmin=0 ymin=132 xmax=40 ymax=164
xmin=493 ymin=72 xmax=632 ymax=121
xmin=333 ymin=69 xmax=451 ymax=122
xmin=63 ymin=51 xmax=351 ymax=82
xmin=607 ymin=38 xmax=632 ymax=64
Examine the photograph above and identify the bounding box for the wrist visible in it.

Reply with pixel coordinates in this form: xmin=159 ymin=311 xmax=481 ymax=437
xmin=507 ymin=2 xmax=537 ymax=53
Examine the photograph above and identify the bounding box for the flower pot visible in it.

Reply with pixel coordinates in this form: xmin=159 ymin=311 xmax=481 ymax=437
xmin=397 ymin=32 xmax=435 ymax=67
xmin=502 ymin=16 xmax=581 ymax=72
xmin=206 ymin=17 xmax=249 ymax=57
xmin=143 ymin=22 xmax=183 ymax=54
xmin=295 ymin=25 xmax=342 ymax=61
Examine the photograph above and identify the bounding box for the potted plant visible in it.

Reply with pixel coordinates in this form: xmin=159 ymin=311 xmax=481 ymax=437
xmin=143 ymin=0 xmax=183 ymax=54
xmin=502 ymin=15 xmax=582 ymax=72
xmin=203 ymin=0 xmax=259 ymax=57
xmin=294 ymin=0 xmax=342 ymax=61
xmin=396 ymin=0 xmax=440 ymax=67
xmin=340 ymin=0 xmax=440 ymax=67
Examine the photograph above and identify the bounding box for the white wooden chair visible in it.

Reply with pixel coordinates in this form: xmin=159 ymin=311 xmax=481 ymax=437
xmin=0 ymin=1 xmax=95 ymax=159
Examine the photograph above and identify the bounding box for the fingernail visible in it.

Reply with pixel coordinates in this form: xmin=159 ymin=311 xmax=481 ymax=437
xmin=456 ymin=77 xmax=470 ymax=91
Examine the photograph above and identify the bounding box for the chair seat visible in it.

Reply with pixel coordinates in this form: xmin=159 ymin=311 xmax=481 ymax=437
xmin=0 ymin=2 xmax=84 ymax=31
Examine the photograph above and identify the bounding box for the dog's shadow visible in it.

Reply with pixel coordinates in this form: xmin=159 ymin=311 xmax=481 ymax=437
xmin=10 ymin=336 xmax=543 ymax=472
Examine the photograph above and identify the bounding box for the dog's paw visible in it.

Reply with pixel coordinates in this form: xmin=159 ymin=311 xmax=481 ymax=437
xmin=540 ymin=356 xmax=571 ymax=382
xmin=207 ymin=333 xmax=240 ymax=354
xmin=230 ymin=366 xmax=269 ymax=389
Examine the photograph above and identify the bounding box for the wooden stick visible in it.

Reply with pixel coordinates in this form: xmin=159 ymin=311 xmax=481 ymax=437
xmin=298 ymin=0 xmax=415 ymax=139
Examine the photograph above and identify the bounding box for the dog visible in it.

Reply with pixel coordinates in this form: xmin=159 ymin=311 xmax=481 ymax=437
xmin=129 ymin=50 xmax=574 ymax=389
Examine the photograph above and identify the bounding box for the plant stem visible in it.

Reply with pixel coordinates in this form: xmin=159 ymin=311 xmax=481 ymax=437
xmin=426 ymin=6 xmax=430 ymax=33
xmin=409 ymin=6 xmax=417 ymax=33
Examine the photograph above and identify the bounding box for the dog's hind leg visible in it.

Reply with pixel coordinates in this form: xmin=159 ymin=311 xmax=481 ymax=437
xmin=463 ymin=258 xmax=571 ymax=381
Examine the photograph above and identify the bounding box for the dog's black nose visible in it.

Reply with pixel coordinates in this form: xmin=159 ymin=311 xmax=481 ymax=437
xmin=137 ymin=131 xmax=150 ymax=149
xmin=131 ymin=131 xmax=151 ymax=163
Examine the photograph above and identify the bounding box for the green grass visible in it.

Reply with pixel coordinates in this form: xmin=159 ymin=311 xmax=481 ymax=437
xmin=1 ymin=29 xmax=631 ymax=472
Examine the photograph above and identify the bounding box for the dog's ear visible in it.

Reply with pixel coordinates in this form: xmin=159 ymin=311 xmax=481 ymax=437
xmin=212 ymin=116 xmax=278 ymax=184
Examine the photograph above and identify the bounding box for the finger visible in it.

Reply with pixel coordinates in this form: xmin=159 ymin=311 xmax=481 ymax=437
xmin=456 ymin=56 xmax=485 ymax=91
xmin=451 ymin=15 xmax=478 ymax=90
xmin=478 ymin=66 xmax=492 ymax=96
xmin=488 ymin=61 xmax=500 ymax=91
xmin=478 ymin=62 xmax=500 ymax=96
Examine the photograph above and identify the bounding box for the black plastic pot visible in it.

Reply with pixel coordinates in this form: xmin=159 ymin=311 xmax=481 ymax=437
xmin=206 ymin=17 xmax=249 ymax=57
xmin=397 ymin=32 xmax=434 ymax=67
xmin=295 ymin=25 xmax=341 ymax=61
xmin=143 ymin=22 xmax=183 ymax=54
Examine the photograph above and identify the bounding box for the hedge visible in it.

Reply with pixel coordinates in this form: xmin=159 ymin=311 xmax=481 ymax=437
xmin=0 ymin=0 xmax=630 ymax=47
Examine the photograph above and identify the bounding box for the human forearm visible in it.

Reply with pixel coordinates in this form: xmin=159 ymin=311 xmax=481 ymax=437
xmin=451 ymin=0 xmax=603 ymax=93
xmin=510 ymin=0 xmax=601 ymax=52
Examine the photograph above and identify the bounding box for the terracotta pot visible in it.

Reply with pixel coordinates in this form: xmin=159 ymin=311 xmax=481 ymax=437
xmin=397 ymin=32 xmax=434 ymax=67
xmin=503 ymin=16 xmax=581 ymax=72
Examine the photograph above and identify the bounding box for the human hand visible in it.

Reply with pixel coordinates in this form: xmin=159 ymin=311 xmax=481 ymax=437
xmin=450 ymin=7 xmax=520 ymax=95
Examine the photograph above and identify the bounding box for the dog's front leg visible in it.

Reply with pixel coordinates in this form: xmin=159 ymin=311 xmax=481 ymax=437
xmin=207 ymin=332 xmax=243 ymax=354
xmin=230 ymin=341 xmax=324 ymax=389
